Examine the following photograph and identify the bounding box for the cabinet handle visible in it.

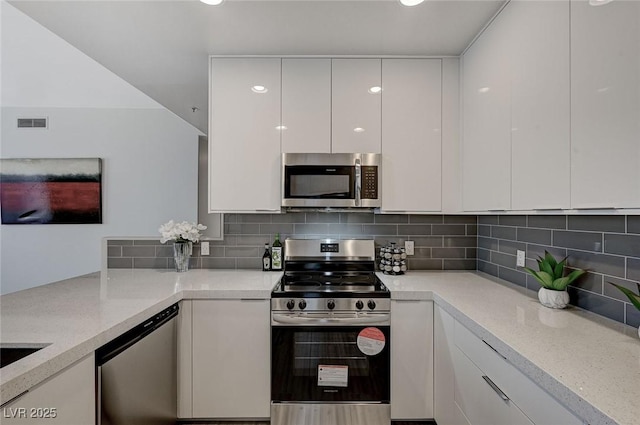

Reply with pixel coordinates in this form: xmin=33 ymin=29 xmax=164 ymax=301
xmin=482 ymin=375 xmax=510 ymax=402
xmin=482 ymin=339 xmax=507 ymax=360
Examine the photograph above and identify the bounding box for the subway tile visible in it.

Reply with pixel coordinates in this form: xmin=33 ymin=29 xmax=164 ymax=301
xmin=526 ymin=245 xmax=567 ymax=262
xmin=498 ymin=215 xmax=526 ymax=227
xmin=604 ymin=233 xmax=640 ymax=257
xmin=517 ymin=228 xmax=552 ymax=245
xmin=444 ymin=259 xmax=476 ymax=270
xmin=375 ymin=237 xmax=407 ymax=247
xmin=604 ymin=276 xmax=640 ymax=303
xmin=478 ymin=236 xmax=498 ymax=251
xmin=235 ymin=214 xmax=272 ymax=224
xmin=237 ymin=258 xmax=262 ymax=269
xmin=444 ymin=236 xmax=477 ymax=248
xmin=272 ymin=213 xmax=306 ymax=223
xmin=626 ymin=305 xmax=640 ymax=328
xmin=466 ymin=248 xmax=478 ymax=259
xmin=492 ymin=226 xmax=516 ymax=240
xmin=477 ymin=248 xmax=491 ymax=262
xmin=432 ymin=248 xmax=466 ymax=259
xmin=201 ymin=257 xmax=236 ymax=269
xmin=553 ymin=230 xmax=602 ymax=252
xmin=133 ymin=240 xmax=161 ymax=246
xmin=225 ymin=246 xmax=261 ymax=258
xmin=107 ymin=258 xmax=133 ymax=269
xmin=408 ymin=258 xmax=443 ymax=270
xmin=363 ymin=224 xmax=398 ymax=235
xmin=526 ymin=275 xmax=543 ymax=291
xmin=498 ymin=266 xmax=527 ymax=288
xmin=478 ymin=260 xmax=498 ymax=277
xmin=444 ymin=215 xmax=477 ymax=224
xmin=478 ymin=215 xmax=499 ymax=225
xmin=339 ymin=213 xmax=374 ymax=224
xmin=466 ymin=224 xmax=478 ymax=235
xmin=107 ymin=246 xmax=122 ymax=257
xmin=259 ymin=223 xmax=295 ymax=235
xmin=628 ymin=216 xmax=640 ymax=234
xmin=527 ymin=215 xmax=566 ymax=230
xmin=374 ymin=214 xmax=408 ymax=224
xmin=568 ymin=215 xmax=625 ymax=233
xmin=305 ymin=212 xmax=340 ymax=223
xmin=294 ymin=223 xmax=331 ymax=234
xmin=135 ymin=257 xmax=169 ymax=269
xmin=328 ymin=223 xmax=365 ymax=235
xmin=491 ymin=251 xmax=516 ymax=269
xmin=567 ymin=250 xmax=626 ymax=278
xmin=236 ymin=235 xmax=271 ymax=246
xmin=209 ymin=235 xmax=236 ymax=245
xmin=122 ymin=246 xmax=156 ymax=257
xmin=628 ymin=258 xmax=640 ymax=281
xmin=432 ymin=224 xmax=466 ymax=235
xmin=107 ymin=239 xmax=134 ymax=246
xmin=398 ymin=225 xmax=432 ymax=236
xmin=206 ymin=247 xmax=226 ymax=257
xmin=413 ymin=248 xmax=432 ymax=258
xmin=569 ymin=272 xmax=603 ymax=294
xmin=568 ymin=287 xmax=625 ymax=323
xmin=409 ymin=215 xmax=443 ymax=224
xmin=498 ymin=240 xmax=527 ymax=256
xmin=225 ymin=223 xmax=260 ymax=234
xmin=223 ymin=214 xmax=238 ymax=223
xmin=156 ymin=246 xmax=173 ymax=257
xmin=413 ymin=237 xmax=443 ymax=247
xmin=478 ymin=225 xmax=491 ymax=237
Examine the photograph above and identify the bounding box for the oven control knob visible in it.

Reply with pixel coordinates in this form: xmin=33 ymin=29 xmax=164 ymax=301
xmin=355 ymin=300 xmax=364 ymax=310
xmin=327 ymin=300 xmax=336 ymax=310
xmin=286 ymin=299 xmax=295 ymax=310
xmin=367 ymin=300 xmax=376 ymax=310
xmin=298 ymin=300 xmax=307 ymax=310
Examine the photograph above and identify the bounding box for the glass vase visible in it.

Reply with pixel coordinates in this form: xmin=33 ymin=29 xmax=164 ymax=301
xmin=173 ymin=241 xmax=192 ymax=272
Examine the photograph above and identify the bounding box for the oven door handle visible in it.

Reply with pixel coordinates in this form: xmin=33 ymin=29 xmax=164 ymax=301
xmin=272 ymin=312 xmax=390 ymax=325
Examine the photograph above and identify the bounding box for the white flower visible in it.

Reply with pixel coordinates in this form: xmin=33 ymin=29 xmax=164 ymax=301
xmin=159 ymin=220 xmax=207 ymax=243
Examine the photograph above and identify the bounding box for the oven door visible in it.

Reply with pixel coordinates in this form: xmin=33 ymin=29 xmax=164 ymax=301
xmin=283 ymin=165 xmax=356 ymax=208
xmin=271 ymin=325 xmax=390 ymax=403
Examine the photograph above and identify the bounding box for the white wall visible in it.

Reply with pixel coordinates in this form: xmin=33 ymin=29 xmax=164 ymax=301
xmin=0 ymin=1 xmax=202 ymax=294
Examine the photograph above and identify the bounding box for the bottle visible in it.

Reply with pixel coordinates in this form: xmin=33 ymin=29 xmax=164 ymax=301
xmin=271 ymin=233 xmax=283 ymax=271
xmin=262 ymin=243 xmax=272 ymax=271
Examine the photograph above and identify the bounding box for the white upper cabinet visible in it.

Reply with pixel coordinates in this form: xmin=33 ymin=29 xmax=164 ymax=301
xmin=570 ymin=0 xmax=640 ymax=209
xmin=281 ymin=58 xmax=331 ymax=153
xmin=510 ymin=0 xmax=570 ymax=210
xmin=462 ymin=7 xmax=512 ymax=211
xmin=382 ymin=59 xmax=442 ymax=212
xmin=332 ymin=59 xmax=382 ymax=153
xmin=209 ymin=57 xmax=281 ymax=213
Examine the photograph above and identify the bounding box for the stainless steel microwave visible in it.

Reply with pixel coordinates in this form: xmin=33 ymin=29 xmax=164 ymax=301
xmin=282 ymin=153 xmax=381 ymax=209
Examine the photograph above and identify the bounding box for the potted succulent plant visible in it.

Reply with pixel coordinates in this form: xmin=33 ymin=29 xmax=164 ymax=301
xmin=523 ymin=251 xmax=586 ymax=309
xmin=608 ymin=281 xmax=640 ymax=338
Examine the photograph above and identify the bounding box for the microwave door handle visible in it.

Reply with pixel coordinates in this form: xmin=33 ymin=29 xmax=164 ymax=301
xmin=355 ymin=158 xmax=361 ymax=207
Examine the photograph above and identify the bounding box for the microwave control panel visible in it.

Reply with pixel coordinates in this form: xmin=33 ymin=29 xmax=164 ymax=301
xmin=361 ymin=166 xmax=378 ymax=199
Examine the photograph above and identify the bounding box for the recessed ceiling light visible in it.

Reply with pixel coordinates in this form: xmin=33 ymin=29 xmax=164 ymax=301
xmin=353 ymin=127 xmax=365 ymax=133
xmin=399 ymin=0 xmax=425 ymax=6
xmin=251 ymin=85 xmax=268 ymax=93
xmin=478 ymin=87 xmax=490 ymax=94
xmin=200 ymin=0 xmax=224 ymax=5
xmin=589 ymin=0 xmax=613 ymax=6
xmin=275 ymin=125 xmax=288 ymax=131
xmin=368 ymin=86 xmax=382 ymax=94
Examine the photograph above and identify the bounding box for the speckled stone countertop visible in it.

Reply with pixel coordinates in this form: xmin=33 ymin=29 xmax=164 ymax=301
xmin=1 ymin=270 xmax=638 ymax=425
xmin=378 ymin=271 xmax=640 ymax=425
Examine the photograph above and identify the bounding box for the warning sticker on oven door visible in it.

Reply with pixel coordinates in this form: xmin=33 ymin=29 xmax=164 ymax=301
xmin=318 ymin=365 xmax=348 ymax=387
xmin=357 ymin=327 xmax=386 ymax=356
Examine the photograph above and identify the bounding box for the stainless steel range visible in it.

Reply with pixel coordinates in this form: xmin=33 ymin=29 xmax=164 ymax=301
xmin=271 ymin=239 xmax=391 ymax=425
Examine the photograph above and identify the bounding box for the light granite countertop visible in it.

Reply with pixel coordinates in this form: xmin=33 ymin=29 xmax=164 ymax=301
xmin=1 ymin=269 xmax=638 ymax=425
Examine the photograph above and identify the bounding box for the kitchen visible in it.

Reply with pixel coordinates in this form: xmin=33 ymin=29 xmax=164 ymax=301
xmin=1 ymin=0 xmax=639 ymax=424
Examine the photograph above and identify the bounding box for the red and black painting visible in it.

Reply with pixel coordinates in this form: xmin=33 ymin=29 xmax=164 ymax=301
xmin=0 ymin=158 xmax=102 ymax=224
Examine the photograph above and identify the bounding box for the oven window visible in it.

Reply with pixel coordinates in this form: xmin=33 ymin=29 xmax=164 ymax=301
xmin=272 ymin=326 xmax=390 ymax=402
xmin=284 ymin=166 xmax=354 ymax=199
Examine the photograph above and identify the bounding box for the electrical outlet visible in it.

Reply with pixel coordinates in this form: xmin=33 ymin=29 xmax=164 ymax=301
xmin=201 ymin=241 xmax=210 ymax=256
xmin=516 ymin=250 xmax=525 ymax=267
xmin=405 ymin=240 xmax=415 ymax=256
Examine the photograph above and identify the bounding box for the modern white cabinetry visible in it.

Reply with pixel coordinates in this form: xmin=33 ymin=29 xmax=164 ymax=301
xmin=1 ymin=354 xmax=95 ymax=425
xmin=434 ymin=306 xmax=583 ymax=425
xmin=281 ymin=58 xmax=332 ymax=153
xmin=570 ymin=0 xmax=640 ymax=208
xmin=390 ymin=300 xmax=434 ymax=420
xmin=461 ymin=5 xmax=511 ymax=211
xmin=331 ymin=59 xmax=382 ymax=153
xmin=381 ymin=59 xmax=442 ymax=212
xmin=510 ymin=0 xmax=570 ymax=210
xmin=209 ymin=58 xmax=281 ymax=213
xmin=190 ymin=299 xmax=271 ymax=419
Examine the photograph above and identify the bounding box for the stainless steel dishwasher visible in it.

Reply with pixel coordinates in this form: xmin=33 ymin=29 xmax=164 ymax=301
xmin=96 ymin=303 xmax=178 ymax=425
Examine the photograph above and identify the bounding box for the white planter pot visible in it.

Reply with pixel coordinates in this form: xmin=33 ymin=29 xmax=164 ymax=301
xmin=538 ymin=287 xmax=570 ymax=309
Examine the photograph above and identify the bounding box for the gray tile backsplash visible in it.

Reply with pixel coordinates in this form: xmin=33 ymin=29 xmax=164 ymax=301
xmin=108 ymin=212 xmax=640 ymax=328
xmin=478 ymin=214 xmax=640 ymax=327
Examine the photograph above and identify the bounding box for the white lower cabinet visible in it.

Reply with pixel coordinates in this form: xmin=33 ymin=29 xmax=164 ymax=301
xmin=434 ymin=306 xmax=584 ymax=425
xmin=1 ymin=354 xmax=95 ymax=425
xmin=390 ymin=300 xmax=434 ymax=420
xmin=184 ymin=299 xmax=271 ymax=419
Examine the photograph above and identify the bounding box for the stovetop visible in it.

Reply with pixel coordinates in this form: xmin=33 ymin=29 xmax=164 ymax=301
xmin=272 ymin=271 xmax=389 ymax=298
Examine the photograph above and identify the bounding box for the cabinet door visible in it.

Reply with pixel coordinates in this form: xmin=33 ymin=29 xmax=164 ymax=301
xmin=192 ymin=299 xmax=270 ymax=419
xmin=510 ymin=0 xmax=570 ymax=210
xmin=2 ymin=354 xmax=95 ymax=425
xmin=209 ymin=58 xmax=281 ymax=212
xmin=382 ymin=59 xmax=442 ymax=212
xmin=461 ymin=8 xmax=512 ymax=211
xmin=391 ymin=300 xmax=434 ymax=420
xmin=571 ymin=0 xmax=640 ymax=208
xmin=332 ymin=59 xmax=382 ymax=153
xmin=281 ymin=58 xmax=331 ymax=153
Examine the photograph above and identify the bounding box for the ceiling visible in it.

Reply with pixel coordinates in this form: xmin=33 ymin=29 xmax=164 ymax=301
xmin=9 ymin=0 xmax=505 ymax=133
